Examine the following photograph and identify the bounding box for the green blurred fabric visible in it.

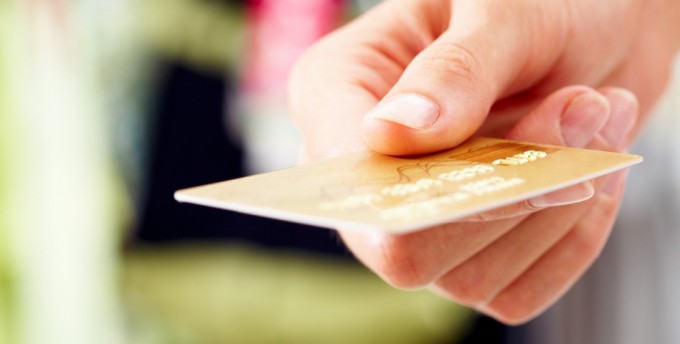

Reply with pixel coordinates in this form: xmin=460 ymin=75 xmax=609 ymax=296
xmin=0 ymin=5 xmax=17 ymax=343
xmin=0 ymin=2 xmax=128 ymax=343
xmin=123 ymin=243 xmax=472 ymax=344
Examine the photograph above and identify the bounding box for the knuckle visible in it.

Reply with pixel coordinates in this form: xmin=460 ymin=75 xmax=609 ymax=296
xmin=417 ymin=41 xmax=480 ymax=84
xmin=437 ymin=271 xmax=491 ymax=306
xmin=449 ymin=284 xmax=489 ymax=307
xmin=569 ymin=222 xmax=614 ymax=262
xmin=372 ymin=235 xmax=430 ymax=289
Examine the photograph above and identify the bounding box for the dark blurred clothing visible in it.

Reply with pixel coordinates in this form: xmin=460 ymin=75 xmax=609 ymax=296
xmin=136 ymin=61 xmax=351 ymax=257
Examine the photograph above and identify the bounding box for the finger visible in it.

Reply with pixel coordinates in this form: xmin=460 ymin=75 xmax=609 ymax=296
xmin=550 ymin=87 xmax=638 ymax=157
xmin=596 ymin=87 xmax=638 ymax=151
xmin=504 ymin=86 xmax=611 ymax=146
xmin=339 ymin=86 xmax=612 ymax=288
xmin=494 ymin=87 xmax=635 ymax=214
xmin=431 ymin=201 xmax=592 ymax=306
xmin=460 ymin=85 xmax=610 ymax=222
xmin=430 ymin=87 xmax=637 ymax=307
xmin=339 ymin=217 xmax=525 ymax=289
xmin=457 ymin=182 xmax=594 ymax=222
xmin=288 ymin=67 xmax=377 ymax=160
xmin=361 ymin=0 xmax=569 ymax=155
xmin=288 ymin=0 xmax=450 ymax=160
xmin=480 ymin=170 xmax=628 ymax=324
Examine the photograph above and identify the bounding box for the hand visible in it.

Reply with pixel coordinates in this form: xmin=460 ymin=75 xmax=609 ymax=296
xmin=290 ymin=0 xmax=678 ymax=157
xmin=339 ymin=86 xmax=637 ymax=324
xmin=288 ymin=0 xmax=677 ymax=323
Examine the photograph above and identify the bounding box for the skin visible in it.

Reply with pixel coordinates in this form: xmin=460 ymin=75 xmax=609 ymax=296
xmin=288 ymin=0 xmax=680 ymax=324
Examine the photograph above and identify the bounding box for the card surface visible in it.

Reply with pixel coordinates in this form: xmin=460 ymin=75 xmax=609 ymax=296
xmin=175 ymin=137 xmax=642 ymax=234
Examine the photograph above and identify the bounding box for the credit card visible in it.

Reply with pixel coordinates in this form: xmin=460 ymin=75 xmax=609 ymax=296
xmin=175 ymin=137 xmax=642 ymax=234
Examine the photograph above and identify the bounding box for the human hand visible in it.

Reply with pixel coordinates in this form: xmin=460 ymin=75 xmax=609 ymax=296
xmin=338 ymin=86 xmax=637 ymax=324
xmin=290 ymin=0 xmax=678 ymax=157
xmin=288 ymin=0 xmax=676 ymax=323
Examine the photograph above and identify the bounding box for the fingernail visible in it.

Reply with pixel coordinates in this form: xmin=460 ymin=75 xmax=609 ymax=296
xmin=560 ymin=92 xmax=610 ymax=147
xmin=601 ymin=89 xmax=637 ymax=149
xmin=366 ymin=93 xmax=440 ymax=130
xmin=603 ymin=170 xmax=627 ymax=197
xmin=529 ymin=182 xmax=595 ymax=208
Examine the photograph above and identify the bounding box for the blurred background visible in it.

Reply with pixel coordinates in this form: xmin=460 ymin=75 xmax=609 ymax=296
xmin=0 ymin=1 xmax=678 ymax=344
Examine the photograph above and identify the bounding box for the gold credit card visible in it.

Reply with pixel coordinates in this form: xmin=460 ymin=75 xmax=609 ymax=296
xmin=175 ymin=137 xmax=642 ymax=234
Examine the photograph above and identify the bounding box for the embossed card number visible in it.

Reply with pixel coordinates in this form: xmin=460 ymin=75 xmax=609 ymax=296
xmin=175 ymin=137 xmax=642 ymax=234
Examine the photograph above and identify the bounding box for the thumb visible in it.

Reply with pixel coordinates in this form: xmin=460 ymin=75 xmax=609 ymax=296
xmin=362 ymin=1 xmax=565 ymax=156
